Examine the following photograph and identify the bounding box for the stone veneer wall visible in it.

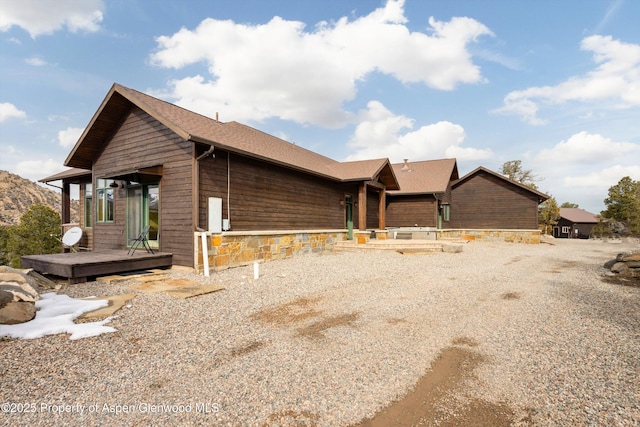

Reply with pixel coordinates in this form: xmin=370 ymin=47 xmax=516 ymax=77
xmin=438 ymin=229 xmax=541 ymax=244
xmin=194 ymin=230 xmax=347 ymax=274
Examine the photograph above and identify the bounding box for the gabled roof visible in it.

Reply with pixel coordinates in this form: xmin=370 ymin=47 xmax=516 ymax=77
xmin=387 ymin=158 xmax=459 ymax=195
xmin=64 ymin=83 xmax=399 ymax=189
xmin=453 ymin=166 xmax=550 ymax=203
xmin=559 ymin=208 xmax=598 ymax=223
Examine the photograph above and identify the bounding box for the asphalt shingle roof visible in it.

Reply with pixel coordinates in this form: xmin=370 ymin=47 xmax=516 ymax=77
xmin=63 ymin=83 xmax=399 ymax=189
xmin=388 ymin=158 xmax=459 ymax=194
xmin=559 ymin=208 xmax=599 ymax=223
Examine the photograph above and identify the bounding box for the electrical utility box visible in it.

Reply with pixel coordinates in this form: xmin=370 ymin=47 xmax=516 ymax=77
xmin=208 ymin=197 xmax=222 ymax=233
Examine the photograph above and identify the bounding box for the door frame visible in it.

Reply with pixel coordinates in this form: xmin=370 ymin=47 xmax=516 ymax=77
xmin=345 ymin=194 xmax=354 ymax=240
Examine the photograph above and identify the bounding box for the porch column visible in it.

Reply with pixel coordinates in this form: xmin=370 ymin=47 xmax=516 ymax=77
xmin=378 ymin=188 xmax=385 ymax=230
xmin=62 ymin=181 xmax=71 ymax=224
xmin=358 ymin=183 xmax=367 ymax=231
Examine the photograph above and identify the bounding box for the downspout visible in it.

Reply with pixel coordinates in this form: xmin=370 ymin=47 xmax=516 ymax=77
xmin=195 ymin=145 xmax=215 ymax=231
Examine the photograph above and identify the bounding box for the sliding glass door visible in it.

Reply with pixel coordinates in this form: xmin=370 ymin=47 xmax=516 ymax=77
xmin=127 ymin=184 xmax=159 ymax=248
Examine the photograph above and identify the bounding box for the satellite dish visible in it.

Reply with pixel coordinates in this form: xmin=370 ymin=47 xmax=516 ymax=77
xmin=62 ymin=227 xmax=83 ymax=247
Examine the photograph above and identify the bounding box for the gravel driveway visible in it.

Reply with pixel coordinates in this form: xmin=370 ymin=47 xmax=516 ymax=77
xmin=1 ymin=238 xmax=639 ymax=426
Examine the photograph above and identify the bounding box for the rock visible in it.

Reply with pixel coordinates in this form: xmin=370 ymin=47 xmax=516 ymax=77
xmin=615 ymin=253 xmax=630 ymax=262
xmin=611 ymin=262 xmax=629 ymax=274
xmin=0 ymin=267 xmax=41 ymax=325
xmin=620 ymin=253 xmax=640 ymax=268
xmin=0 ymin=283 xmax=39 ymax=302
xmin=0 ymin=301 xmax=36 ymax=324
xmin=0 ymin=266 xmax=53 ymax=293
xmin=0 ymin=290 xmax=13 ymax=308
xmin=603 ymin=259 xmax=617 ymax=269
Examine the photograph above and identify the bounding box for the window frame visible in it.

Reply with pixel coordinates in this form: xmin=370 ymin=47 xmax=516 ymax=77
xmin=84 ymin=182 xmax=93 ymax=228
xmin=96 ymin=179 xmax=115 ymax=223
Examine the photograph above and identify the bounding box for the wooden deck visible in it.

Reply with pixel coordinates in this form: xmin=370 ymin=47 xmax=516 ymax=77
xmin=21 ymin=250 xmax=173 ymax=284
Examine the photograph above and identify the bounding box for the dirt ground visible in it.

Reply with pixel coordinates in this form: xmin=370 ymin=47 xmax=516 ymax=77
xmin=350 ymin=342 xmax=526 ymax=427
xmin=251 ymin=290 xmax=526 ymax=426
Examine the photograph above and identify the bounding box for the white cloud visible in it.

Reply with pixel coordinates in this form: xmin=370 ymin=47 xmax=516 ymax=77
xmin=346 ymin=101 xmax=492 ymax=162
xmin=495 ymin=35 xmax=640 ymax=124
xmin=0 ymin=0 xmax=104 ymax=38
xmin=15 ymin=158 xmax=64 ymax=182
xmin=0 ymin=102 xmax=26 ymax=122
xmin=58 ymin=126 xmax=83 ymax=148
xmin=536 ymin=131 xmax=639 ymax=164
xmin=564 ymin=164 xmax=640 ymax=190
xmin=25 ymin=56 xmax=47 ymax=66
xmin=149 ymin=0 xmax=492 ymax=127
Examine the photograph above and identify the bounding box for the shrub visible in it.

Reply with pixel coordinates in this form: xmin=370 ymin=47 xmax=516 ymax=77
xmin=5 ymin=205 xmax=61 ymax=268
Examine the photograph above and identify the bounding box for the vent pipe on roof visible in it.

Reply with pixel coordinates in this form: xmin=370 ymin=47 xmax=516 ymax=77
xmin=215 ymin=112 xmax=219 ymax=122
xmin=401 ymin=159 xmax=410 ymax=171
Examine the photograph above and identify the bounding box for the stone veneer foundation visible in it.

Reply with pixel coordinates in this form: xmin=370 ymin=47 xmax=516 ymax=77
xmin=195 ymin=230 xmax=347 ymax=274
xmin=438 ymin=229 xmax=541 ymax=244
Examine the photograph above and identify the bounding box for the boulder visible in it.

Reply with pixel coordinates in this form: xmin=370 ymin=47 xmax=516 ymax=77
xmin=607 ymin=250 xmax=640 ymax=280
xmin=610 ymin=262 xmax=629 ymax=274
xmin=0 ymin=267 xmax=41 ymax=325
xmin=0 ymin=301 xmax=37 ymax=325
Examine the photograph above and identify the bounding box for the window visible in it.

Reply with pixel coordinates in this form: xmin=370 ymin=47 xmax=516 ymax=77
xmin=562 ymin=226 xmax=570 ymax=234
xmin=84 ymin=182 xmax=93 ymax=227
xmin=96 ymin=179 xmax=114 ymax=222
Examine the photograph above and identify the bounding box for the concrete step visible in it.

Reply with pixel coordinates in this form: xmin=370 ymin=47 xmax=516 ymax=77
xmin=334 ymin=239 xmax=462 ymax=253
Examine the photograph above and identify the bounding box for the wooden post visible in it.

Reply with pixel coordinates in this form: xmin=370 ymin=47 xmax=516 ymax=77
xmin=358 ymin=183 xmax=367 ymax=231
xmin=378 ymin=188 xmax=385 ymax=230
xmin=62 ymin=181 xmax=71 ymax=224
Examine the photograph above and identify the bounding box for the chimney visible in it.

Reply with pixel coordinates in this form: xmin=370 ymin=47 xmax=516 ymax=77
xmin=215 ymin=112 xmax=219 ymax=122
xmin=401 ymin=159 xmax=410 ymax=171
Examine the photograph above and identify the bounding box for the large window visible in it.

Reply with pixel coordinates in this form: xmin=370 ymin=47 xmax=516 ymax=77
xmin=96 ymin=179 xmax=114 ymax=222
xmin=84 ymin=182 xmax=93 ymax=227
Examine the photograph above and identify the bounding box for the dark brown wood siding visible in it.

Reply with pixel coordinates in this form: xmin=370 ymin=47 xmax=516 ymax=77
xmin=199 ymin=151 xmax=358 ymax=231
xmin=449 ymin=171 xmax=539 ymax=229
xmin=385 ymin=195 xmax=438 ymax=227
xmin=365 ymin=189 xmax=380 ymax=229
xmin=93 ymin=107 xmax=195 ymax=267
xmin=555 ymin=218 xmax=595 ymax=239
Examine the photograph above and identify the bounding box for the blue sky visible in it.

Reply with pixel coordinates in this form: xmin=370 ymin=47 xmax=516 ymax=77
xmin=1 ymin=0 xmax=639 ymax=214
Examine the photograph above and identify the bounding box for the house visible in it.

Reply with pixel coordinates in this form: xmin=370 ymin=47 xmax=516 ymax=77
xmin=386 ymin=158 xmax=459 ymax=229
xmin=37 ymin=83 xmax=551 ymax=279
xmin=554 ymin=208 xmax=598 ymax=239
xmin=445 ymin=166 xmax=548 ymax=243
xmin=40 ymin=83 xmax=399 ymax=272
xmin=448 ymin=167 xmax=549 ymax=230
xmin=385 ymin=161 xmax=549 ymax=243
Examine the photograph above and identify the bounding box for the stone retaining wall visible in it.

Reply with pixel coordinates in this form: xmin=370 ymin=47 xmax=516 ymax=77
xmin=195 ymin=230 xmax=347 ymax=274
xmin=438 ymin=229 xmax=542 ymax=244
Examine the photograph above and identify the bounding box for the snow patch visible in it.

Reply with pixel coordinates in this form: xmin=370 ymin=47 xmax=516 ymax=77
xmin=0 ymin=292 xmax=116 ymax=340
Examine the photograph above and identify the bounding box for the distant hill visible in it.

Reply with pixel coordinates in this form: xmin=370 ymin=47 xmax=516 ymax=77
xmin=0 ymin=170 xmax=79 ymax=227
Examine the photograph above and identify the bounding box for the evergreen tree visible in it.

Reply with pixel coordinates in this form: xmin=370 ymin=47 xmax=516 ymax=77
xmin=601 ymin=176 xmax=640 ymax=233
xmin=5 ymin=205 xmax=61 ymax=268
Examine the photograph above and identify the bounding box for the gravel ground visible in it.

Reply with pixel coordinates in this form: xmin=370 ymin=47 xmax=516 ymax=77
xmin=1 ymin=238 xmax=639 ymax=426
